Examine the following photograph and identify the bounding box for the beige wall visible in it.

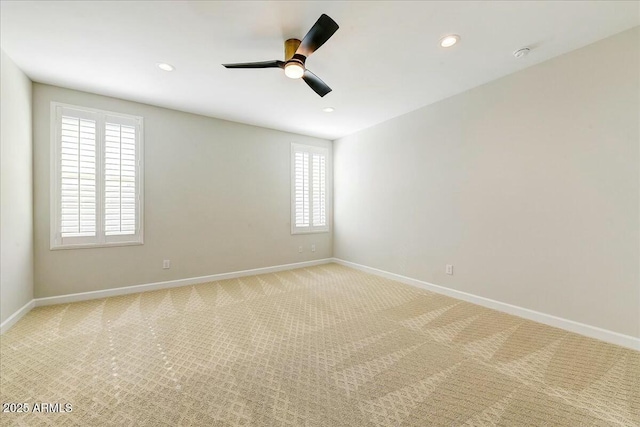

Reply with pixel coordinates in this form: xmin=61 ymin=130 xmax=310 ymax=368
xmin=33 ymin=84 xmax=332 ymax=298
xmin=334 ymin=28 xmax=640 ymax=337
xmin=1 ymin=50 xmax=34 ymax=324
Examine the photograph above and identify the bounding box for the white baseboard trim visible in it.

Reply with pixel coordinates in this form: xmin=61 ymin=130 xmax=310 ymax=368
xmin=0 ymin=299 xmax=35 ymax=334
xmin=5 ymin=257 xmax=638 ymax=351
xmin=34 ymin=258 xmax=333 ymax=308
xmin=332 ymin=258 xmax=640 ymax=351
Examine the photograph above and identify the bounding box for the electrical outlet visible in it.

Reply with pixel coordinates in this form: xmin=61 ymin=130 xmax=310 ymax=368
xmin=446 ymin=264 xmax=453 ymax=275
xmin=311 ymin=244 xmax=316 ymax=252
xmin=163 ymin=260 xmax=171 ymax=269
xmin=298 ymin=246 xmax=303 ymax=253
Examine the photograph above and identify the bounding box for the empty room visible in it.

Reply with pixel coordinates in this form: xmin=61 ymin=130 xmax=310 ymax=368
xmin=1 ymin=1 xmax=638 ymax=425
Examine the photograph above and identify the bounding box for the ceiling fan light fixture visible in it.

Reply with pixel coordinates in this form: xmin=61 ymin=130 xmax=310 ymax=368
xmin=439 ymin=34 xmax=460 ymax=48
xmin=284 ymin=62 xmax=304 ymax=79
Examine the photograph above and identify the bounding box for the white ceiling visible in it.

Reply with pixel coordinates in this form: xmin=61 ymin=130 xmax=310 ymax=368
xmin=1 ymin=1 xmax=638 ymax=140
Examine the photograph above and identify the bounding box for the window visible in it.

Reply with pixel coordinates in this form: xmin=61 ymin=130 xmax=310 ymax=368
xmin=291 ymin=143 xmax=328 ymax=234
xmin=50 ymin=102 xmax=143 ymax=249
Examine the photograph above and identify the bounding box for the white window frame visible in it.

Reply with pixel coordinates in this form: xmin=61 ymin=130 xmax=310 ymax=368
xmin=50 ymin=102 xmax=144 ymax=250
xmin=291 ymin=143 xmax=329 ymax=234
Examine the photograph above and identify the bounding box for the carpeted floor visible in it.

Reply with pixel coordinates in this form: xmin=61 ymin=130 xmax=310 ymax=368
xmin=1 ymin=263 xmax=638 ymax=426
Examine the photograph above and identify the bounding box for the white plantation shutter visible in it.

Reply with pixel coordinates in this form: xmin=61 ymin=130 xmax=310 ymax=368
xmin=291 ymin=143 xmax=329 ymax=233
xmin=60 ymin=116 xmax=97 ymax=238
xmin=311 ymin=154 xmax=326 ymax=227
xmin=51 ymin=103 xmax=143 ymax=249
xmin=104 ymin=121 xmax=137 ymax=236
xmin=294 ymin=151 xmax=310 ymax=227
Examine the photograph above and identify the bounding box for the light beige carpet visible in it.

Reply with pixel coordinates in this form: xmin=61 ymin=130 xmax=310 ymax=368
xmin=1 ymin=263 xmax=638 ymax=426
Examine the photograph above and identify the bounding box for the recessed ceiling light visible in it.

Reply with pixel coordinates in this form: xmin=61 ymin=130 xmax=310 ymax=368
xmin=439 ymin=35 xmax=460 ymax=48
xmin=513 ymin=47 xmax=531 ymax=59
xmin=322 ymin=107 xmax=335 ymax=113
xmin=157 ymin=63 xmax=175 ymax=72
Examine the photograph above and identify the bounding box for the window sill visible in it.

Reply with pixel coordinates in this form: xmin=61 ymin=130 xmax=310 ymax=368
xmin=291 ymin=229 xmax=330 ymax=235
xmin=50 ymin=241 xmax=144 ymax=251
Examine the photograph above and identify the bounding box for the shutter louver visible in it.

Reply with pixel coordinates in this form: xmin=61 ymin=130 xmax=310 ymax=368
xmin=60 ymin=116 xmax=96 ymax=237
xmin=105 ymin=122 xmax=137 ymax=235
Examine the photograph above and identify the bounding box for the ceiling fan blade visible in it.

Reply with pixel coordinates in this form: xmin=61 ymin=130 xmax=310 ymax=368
xmin=296 ymin=14 xmax=339 ymax=58
xmin=302 ymin=70 xmax=332 ymax=97
xmin=222 ymin=60 xmax=284 ymax=69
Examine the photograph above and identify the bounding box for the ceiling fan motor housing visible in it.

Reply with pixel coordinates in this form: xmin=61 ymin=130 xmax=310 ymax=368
xmin=287 ymin=54 xmax=306 ymax=67
xmin=284 ymin=39 xmax=306 ymax=77
xmin=285 ymin=39 xmax=302 ymax=61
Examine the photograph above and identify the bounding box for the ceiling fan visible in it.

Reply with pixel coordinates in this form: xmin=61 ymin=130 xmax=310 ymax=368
xmin=222 ymin=14 xmax=339 ymax=97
